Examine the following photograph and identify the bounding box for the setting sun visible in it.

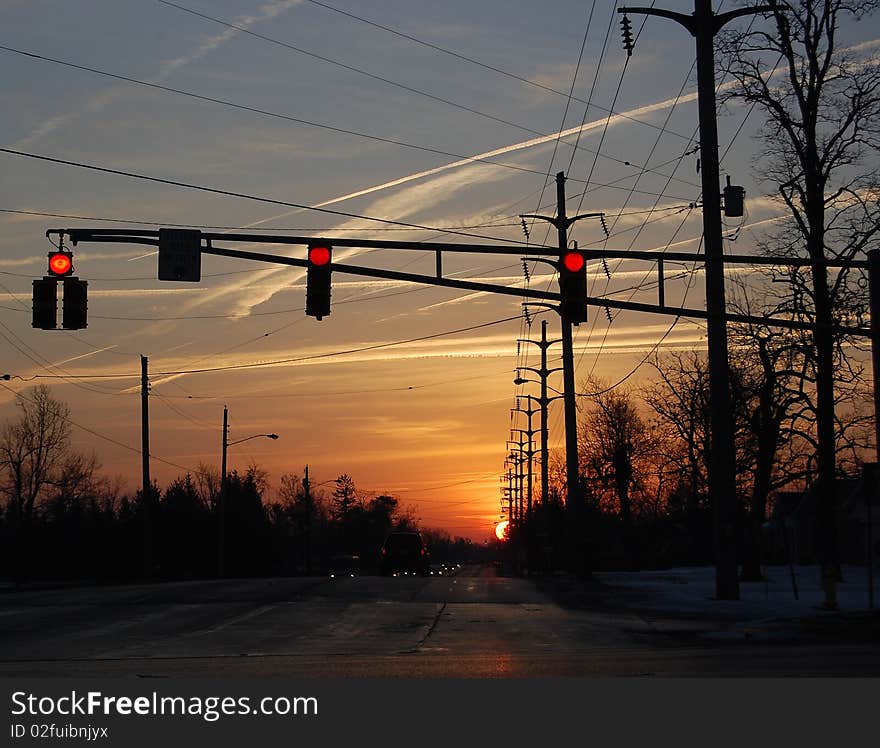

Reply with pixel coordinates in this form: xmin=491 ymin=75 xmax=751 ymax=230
xmin=494 ymin=521 xmax=509 ymax=542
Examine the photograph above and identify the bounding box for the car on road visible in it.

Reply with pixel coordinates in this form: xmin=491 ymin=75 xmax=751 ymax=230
xmin=380 ymin=531 xmax=430 ymax=576
xmin=328 ymin=554 xmax=360 ymax=578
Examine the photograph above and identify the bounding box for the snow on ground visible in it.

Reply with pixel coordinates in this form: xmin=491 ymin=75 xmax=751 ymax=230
xmin=596 ymin=564 xmax=879 ymax=622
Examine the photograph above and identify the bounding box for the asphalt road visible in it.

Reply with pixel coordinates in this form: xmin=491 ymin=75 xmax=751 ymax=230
xmin=1 ymin=566 xmax=878 ymax=676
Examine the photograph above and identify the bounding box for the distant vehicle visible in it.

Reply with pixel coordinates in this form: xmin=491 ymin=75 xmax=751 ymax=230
xmin=380 ymin=531 xmax=430 ymax=576
xmin=328 ymin=554 xmax=360 ymax=578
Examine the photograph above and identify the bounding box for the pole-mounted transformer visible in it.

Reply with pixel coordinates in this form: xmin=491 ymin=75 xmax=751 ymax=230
xmin=723 ymin=176 xmax=745 ymax=217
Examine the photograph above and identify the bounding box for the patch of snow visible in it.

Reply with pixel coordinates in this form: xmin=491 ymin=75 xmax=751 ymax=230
xmin=596 ymin=564 xmax=878 ymax=621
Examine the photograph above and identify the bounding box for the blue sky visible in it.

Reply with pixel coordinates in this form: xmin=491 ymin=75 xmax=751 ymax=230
xmin=1 ymin=0 xmax=877 ymax=538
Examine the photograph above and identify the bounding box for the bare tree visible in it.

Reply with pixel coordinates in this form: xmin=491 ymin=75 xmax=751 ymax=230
xmin=193 ymin=461 xmax=221 ymax=511
xmin=578 ymin=383 xmax=658 ymax=568
xmin=720 ymin=0 xmax=880 ymax=597
xmin=0 ymin=386 xmax=71 ymax=581
xmin=0 ymin=386 xmax=71 ymax=528
xmin=644 ymin=352 xmax=713 ymax=514
xmin=728 ymin=293 xmax=814 ymax=578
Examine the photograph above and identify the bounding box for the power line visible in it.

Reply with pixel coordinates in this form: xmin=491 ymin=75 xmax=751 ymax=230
xmin=147 ymin=2 xmax=699 ymax=190
xmin=300 ymin=0 xmax=695 ymax=143
xmin=571 ymin=1 xmax=762 ymax=402
xmin=153 ymin=0 xmax=577 ymax=140
xmin=151 ymin=313 xmax=547 ymax=377
xmin=516 ymin=2 xmax=597 ymax=412
xmin=0 ymin=208 xmax=520 ymax=233
xmin=577 ymin=237 xmax=704 ymax=398
xmin=0 ymin=147 xmax=534 ymax=243
xmin=13 ymin=312 xmax=548 ymax=381
xmin=0 ymin=44 xmax=595 ymax=184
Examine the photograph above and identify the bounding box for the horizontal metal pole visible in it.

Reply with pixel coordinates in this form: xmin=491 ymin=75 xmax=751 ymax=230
xmin=54 ymin=227 xmax=869 ymax=267
xmin=65 ymin=234 xmax=159 ymax=247
xmin=582 ymin=248 xmax=868 ymax=269
xmin=595 ymin=295 xmax=867 ymax=336
xmin=204 ymin=245 xmax=560 ymax=302
xmin=53 ymin=228 xmax=870 ymax=336
xmin=56 ymin=227 xmax=554 ymax=256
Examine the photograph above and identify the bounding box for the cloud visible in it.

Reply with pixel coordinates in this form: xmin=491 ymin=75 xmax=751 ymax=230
xmin=14 ymin=0 xmax=304 ymax=148
xmin=167 ymin=161 xmax=508 ymax=319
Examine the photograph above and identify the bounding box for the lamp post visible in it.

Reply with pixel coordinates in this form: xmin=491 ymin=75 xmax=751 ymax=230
xmin=218 ymin=404 xmax=279 ymax=577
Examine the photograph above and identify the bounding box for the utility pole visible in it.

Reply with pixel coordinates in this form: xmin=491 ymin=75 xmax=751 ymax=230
xmin=867 ymin=249 xmax=880 ymax=608
xmin=505 ymin=464 xmax=515 ymax=524
xmin=618 ymin=1 xmax=771 ymax=600
xmin=522 ymin=172 xmax=604 ymax=574
xmin=507 ymin=442 xmax=524 ymax=525
xmin=556 ymin=174 xmax=581 ymax=514
xmin=512 ymin=399 xmax=538 ymax=513
xmin=140 ymin=354 xmax=152 ymax=581
xmin=517 ymin=320 xmax=562 ymax=505
xmin=517 ymin=430 xmax=526 ymax=520
xmin=218 ymin=404 xmax=229 ymax=578
xmin=303 ymin=464 xmax=313 ymax=576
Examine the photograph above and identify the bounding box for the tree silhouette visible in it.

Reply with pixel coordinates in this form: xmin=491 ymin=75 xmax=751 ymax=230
xmin=578 ymin=383 xmax=659 ymax=569
xmin=720 ymin=0 xmax=880 ymax=591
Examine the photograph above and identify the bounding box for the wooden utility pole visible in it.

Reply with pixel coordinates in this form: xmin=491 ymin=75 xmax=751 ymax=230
xmin=867 ymin=249 xmax=880 ymax=609
xmin=619 ymin=1 xmax=772 ymax=600
xmin=303 ymin=464 xmax=313 ymax=576
xmin=141 ymin=354 xmax=152 ymax=580
xmin=218 ymin=404 xmax=228 ymax=578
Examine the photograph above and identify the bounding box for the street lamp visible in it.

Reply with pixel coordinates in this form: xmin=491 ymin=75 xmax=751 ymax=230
xmin=218 ymin=404 xmax=280 ymax=577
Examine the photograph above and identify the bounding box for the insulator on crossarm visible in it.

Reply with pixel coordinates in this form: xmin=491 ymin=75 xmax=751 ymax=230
xmin=621 ymin=15 xmax=635 ymax=56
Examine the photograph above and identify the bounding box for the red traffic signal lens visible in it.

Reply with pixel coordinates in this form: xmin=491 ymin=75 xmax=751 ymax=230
xmin=308 ymin=246 xmax=331 ymax=266
xmin=48 ymin=252 xmax=73 ymax=276
xmin=562 ymin=251 xmax=584 ymax=273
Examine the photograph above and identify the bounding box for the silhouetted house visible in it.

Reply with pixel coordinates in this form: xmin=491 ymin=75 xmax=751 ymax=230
xmin=763 ymin=478 xmax=880 ymax=566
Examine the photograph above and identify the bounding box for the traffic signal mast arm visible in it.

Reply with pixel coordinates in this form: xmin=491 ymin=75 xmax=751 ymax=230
xmin=44 ymin=227 xmax=870 ymax=335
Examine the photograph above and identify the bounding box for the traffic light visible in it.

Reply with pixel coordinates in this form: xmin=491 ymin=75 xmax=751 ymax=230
xmin=62 ymin=278 xmax=88 ymax=330
xmin=32 ymin=278 xmax=58 ymax=329
xmin=34 ymin=248 xmax=88 ymax=330
xmin=47 ymin=250 xmax=74 ymax=277
xmin=158 ymin=228 xmax=201 ymax=281
xmin=558 ymin=248 xmax=587 ymax=324
xmin=306 ymin=244 xmax=332 ymax=320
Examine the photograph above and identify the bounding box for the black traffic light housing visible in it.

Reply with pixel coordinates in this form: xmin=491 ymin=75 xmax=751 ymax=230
xmin=306 ymin=244 xmax=332 ymax=320
xmin=32 ymin=248 xmax=88 ymax=330
xmin=62 ymin=278 xmax=88 ymax=330
xmin=558 ymin=249 xmax=588 ymax=324
xmin=32 ymin=278 xmax=58 ymax=329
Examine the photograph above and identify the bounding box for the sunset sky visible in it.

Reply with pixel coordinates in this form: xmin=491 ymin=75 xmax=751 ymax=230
xmin=1 ymin=0 xmax=876 ymax=539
